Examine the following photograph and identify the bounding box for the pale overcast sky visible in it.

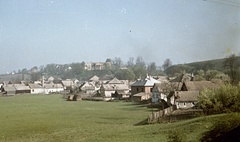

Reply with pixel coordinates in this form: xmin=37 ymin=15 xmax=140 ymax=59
xmin=0 ymin=0 xmax=240 ymax=73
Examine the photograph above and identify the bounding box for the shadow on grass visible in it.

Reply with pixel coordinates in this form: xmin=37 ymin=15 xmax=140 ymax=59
xmin=134 ymin=118 xmax=149 ymax=126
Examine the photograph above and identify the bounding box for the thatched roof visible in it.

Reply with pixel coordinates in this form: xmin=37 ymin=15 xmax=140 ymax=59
xmin=28 ymin=84 xmax=43 ymax=89
xmin=3 ymin=86 xmax=16 ymax=92
xmin=44 ymin=83 xmax=63 ymax=89
xmin=175 ymin=91 xmax=199 ymax=102
xmin=133 ymin=92 xmax=148 ymax=97
xmin=88 ymin=75 xmax=99 ymax=82
xmin=101 ymin=84 xmax=129 ymax=91
xmin=108 ymin=77 xmax=123 ymax=84
xmin=61 ymin=80 xmax=74 ymax=87
xmin=170 ymin=73 xmax=193 ymax=83
xmin=182 ymin=80 xmax=223 ymax=91
xmin=14 ymin=84 xmax=30 ymax=91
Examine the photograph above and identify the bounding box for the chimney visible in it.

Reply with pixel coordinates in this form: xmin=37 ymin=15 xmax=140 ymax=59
xmin=190 ymin=73 xmax=194 ymax=81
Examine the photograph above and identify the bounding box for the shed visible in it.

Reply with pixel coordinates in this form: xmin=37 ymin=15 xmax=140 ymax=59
xmin=15 ymin=85 xmax=31 ymax=94
xmin=133 ymin=92 xmax=152 ymax=102
xmin=3 ymin=86 xmax=16 ymax=96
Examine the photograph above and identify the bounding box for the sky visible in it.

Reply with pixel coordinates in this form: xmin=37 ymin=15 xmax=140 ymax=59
xmin=0 ymin=0 xmax=240 ymax=74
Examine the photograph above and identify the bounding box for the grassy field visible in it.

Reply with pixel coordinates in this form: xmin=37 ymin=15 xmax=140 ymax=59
xmin=0 ymin=94 xmax=229 ymax=142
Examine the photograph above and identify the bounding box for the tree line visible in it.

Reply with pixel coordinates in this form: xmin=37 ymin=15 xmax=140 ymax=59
xmin=16 ymin=56 xmax=172 ymax=81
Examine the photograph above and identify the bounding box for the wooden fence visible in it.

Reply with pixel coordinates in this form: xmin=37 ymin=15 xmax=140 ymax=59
xmin=147 ymin=105 xmax=176 ymax=124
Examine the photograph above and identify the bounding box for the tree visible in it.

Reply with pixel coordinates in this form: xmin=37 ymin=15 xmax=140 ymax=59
xmin=112 ymin=57 xmax=123 ymax=69
xmin=147 ymin=62 xmax=157 ymax=75
xmin=224 ymin=54 xmax=238 ymax=84
xmin=135 ymin=56 xmax=146 ymax=68
xmin=195 ymin=70 xmax=206 ymax=81
xmin=21 ymin=68 xmax=28 ymax=74
xmin=198 ymin=84 xmax=240 ymax=114
xmin=205 ymin=70 xmax=220 ymax=81
xmin=133 ymin=65 xmax=147 ymax=79
xmin=162 ymin=59 xmax=172 ymax=70
xmin=127 ymin=57 xmax=134 ymax=68
xmin=114 ymin=68 xmax=135 ymax=80
xmin=105 ymin=58 xmax=112 ymax=63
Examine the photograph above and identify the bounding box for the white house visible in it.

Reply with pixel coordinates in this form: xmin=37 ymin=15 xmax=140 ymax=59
xmin=44 ymin=83 xmax=64 ymax=94
xmin=28 ymin=84 xmax=45 ymax=94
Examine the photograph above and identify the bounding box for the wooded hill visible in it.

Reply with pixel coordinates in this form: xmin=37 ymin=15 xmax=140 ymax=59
xmin=165 ymin=56 xmax=240 ymax=76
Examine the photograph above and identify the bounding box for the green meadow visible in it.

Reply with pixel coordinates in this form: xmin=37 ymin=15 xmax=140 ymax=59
xmin=0 ymin=95 xmax=229 ymax=142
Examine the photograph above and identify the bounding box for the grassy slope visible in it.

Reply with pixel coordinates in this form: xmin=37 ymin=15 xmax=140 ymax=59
xmin=165 ymin=56 xmax=240 ymax=75
xmin=0 ymin=95 xmax=230 ymax=142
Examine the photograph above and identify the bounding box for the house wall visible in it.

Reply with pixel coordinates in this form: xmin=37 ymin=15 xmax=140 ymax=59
xmin=103 ymin=91 xmax=115 ymax=98
xmin=167 ymin=96 xmax=175 ymax=106
xmin=131 ymin=86 xmax=152 ymax=95
xmin=176 ymin=101 xmax=195 ymax=109
xmin=45 ymin=88 xmax=64 ymax=94
xmin=16 ymin=90 xmax=31 ymax=94
xmin=31 ymin=88 xmax=45 ymax=94
xmin=6 ymin=91 xmax=15 ymax=96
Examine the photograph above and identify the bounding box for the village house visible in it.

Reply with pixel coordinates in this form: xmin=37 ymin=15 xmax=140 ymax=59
xmin=131 ymin=75 xmax=160 ymax=102
xmin=151 ymin=82 xmax=169 ymax=104
xmin=2 ymin=84 xmax=16 ymax=96
xmin=61 ymin=79 xmax=74 ymax=91
xmin=167 ymin=79 xmax=223 ymax=109
xmin=80 ymin=82 xmax=99 ymax=94
xmin=14 ymin=84 xmax=31 ymax=94
xmin=44 ymin=83 xmax=64 ymax=94
xmin=175 ymin=91 xmax=199 ymax=109
xmin=100 ymin=77 xmax=130 ymax=99
xmin=88 ymin=75 xmax=99 ymax=82
xmin=84 ymin=61 xmax=112 ymax=71
xmin=28 ymin=84 xmax=45 ymax=94
xmin=132 ymin=92 xmax=152 ymax=102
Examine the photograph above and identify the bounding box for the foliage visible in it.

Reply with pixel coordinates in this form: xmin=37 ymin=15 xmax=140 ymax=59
xmin=167 ymin=129 xmax=187 ymax=142
xmin=114 ymin=68 xmax=135 ymax=80
xmin=162 ymin=59 xmax=172 ymax=71
xmin=166 ymin=56 xmax=240 ymax=83
xmin=194 ymin=70 xmax=206 ymax=81
xmin=198 ymin=84 xmax=240 ymax=113
xmin=224 ymin=54 xmax=239 ymax=84
xmin=165 ymin=64 xmax=194 ymax=76
xmin=147 ymin=62 xmax=157 ymax=75
xmin=201 ymin=113 xmax=240 ymax=142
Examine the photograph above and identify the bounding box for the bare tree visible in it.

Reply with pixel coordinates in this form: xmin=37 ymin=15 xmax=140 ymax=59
xmin=113 ymin=57 xmax=123 ymax=69
xmin=127 ymin=57 xmax=134 ymax=68
xmin=162 ymin=59 xmax=172 ymax=70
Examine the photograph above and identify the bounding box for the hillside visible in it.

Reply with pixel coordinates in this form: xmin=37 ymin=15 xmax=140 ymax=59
xmin=0 ymin=94 xmax=239 ymax=142
xmin=165 ymin=56 xmax=240 ymax=76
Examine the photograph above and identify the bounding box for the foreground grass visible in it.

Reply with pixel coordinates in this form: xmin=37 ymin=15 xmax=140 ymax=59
xmin=0 ymin=95 xmax=234 ymax=142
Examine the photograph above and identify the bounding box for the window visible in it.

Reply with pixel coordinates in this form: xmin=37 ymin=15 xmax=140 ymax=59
xmin=137 ymin=88 xmax=139 ymax=92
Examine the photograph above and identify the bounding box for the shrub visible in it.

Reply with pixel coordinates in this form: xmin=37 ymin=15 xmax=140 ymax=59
xmin=167 ymin=129 xmax=187 ymax=142
xmin=201 ymin=113 xmax=240 ymax=142
xmin=198 ymin=84 xmax=240 ymax=114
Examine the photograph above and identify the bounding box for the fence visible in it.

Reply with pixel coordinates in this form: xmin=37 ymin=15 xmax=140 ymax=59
xmin=147 ymin=105 xmax=176 ymax=124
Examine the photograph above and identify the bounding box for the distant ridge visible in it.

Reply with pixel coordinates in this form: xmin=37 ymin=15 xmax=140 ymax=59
xmin=165 ymin=56 xmax=240 ymax=76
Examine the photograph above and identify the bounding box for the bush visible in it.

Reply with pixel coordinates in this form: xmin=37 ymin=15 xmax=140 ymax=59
xmin=201 ymin=113 xmax=240 ymax=142
xmin=167 ymin=129 xmax=187 ymax=142
xmin=198 ymin=84 xmax=240 ymax=114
